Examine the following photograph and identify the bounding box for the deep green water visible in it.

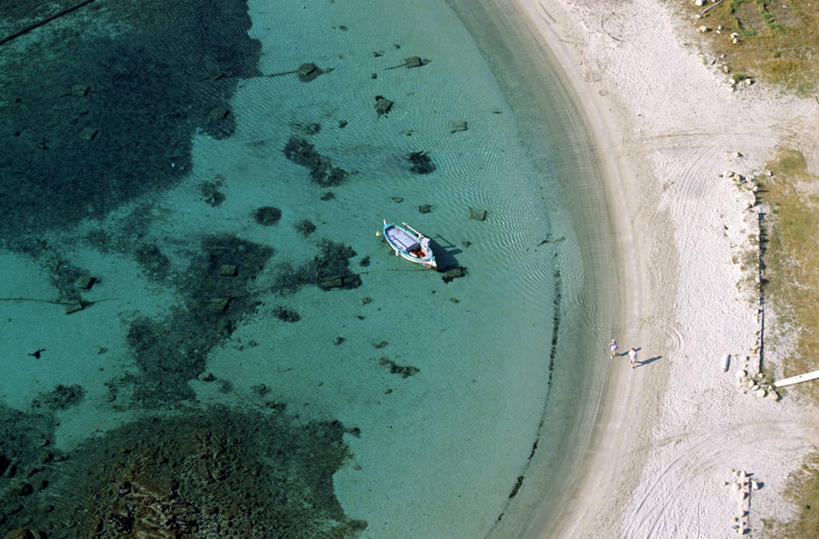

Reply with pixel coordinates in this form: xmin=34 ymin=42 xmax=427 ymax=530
xmin=0 ymin=1 xmax=609 ymax=537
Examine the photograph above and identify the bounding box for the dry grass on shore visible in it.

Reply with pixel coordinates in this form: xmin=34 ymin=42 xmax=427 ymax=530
xmin=762 ymin=452 xmax=819 ymax=537
xmin=760 ymin=149 xmax=819 ymax=402
xmin=757 ymin=149 xmax=819 ymax=537
xmin=682 ymin=0 xmax=819 ymax=94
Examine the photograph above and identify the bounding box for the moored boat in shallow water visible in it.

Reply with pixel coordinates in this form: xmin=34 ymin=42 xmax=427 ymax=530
xmin=381 ymin=219 xmax=437 ymax=270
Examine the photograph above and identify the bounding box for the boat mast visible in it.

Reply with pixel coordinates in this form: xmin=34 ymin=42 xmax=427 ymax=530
xmin=401 ymin=222 xmax=424 ymax=237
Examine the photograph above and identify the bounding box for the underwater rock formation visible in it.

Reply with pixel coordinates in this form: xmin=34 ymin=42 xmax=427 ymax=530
xmin=0 ymin=406 xmax=367 ymax=538
xmin=282 ymin=137 xmax=350 ymax=187
xmin=273 ymin=239 xmax=361 ymax=294
xmin=125 ymin=235 xmax=274 ymax=405
xmin=30 ymin=384 xmax=85 ymax=411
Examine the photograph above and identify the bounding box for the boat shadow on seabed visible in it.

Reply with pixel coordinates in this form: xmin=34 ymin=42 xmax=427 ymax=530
xmin=429 ymin=235 xmax=466 ymax=280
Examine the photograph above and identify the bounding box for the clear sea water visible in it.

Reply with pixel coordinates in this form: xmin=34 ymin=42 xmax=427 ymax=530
xmin=0 ymin=1 xmax=612 ymax=537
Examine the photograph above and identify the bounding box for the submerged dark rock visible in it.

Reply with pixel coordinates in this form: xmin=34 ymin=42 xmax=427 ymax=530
xmin=469 ymin=207 xmax=488 ymax=221
xmin=296 ymin=62 xmax=322 ymax=82
xmin=374 ymin=95 xmax=393 ymax=116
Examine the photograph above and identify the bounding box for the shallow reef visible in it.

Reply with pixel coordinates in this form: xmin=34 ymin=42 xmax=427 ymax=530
xmin=273 ymin=239 xmax=362 ymax=294
xmin=0 ymin=405 xmax=366 ymax=538
xmin=283 ymin=136 xmax=350 ymax=187
xmin=125 ymin=235 xmax=274 ymax=406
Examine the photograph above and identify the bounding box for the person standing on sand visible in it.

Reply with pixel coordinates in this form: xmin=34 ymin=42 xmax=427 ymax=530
xmin=629 ymin=347 xmax=638 ymax=370
xmin=609 ymin=339 xmax=618 ymax=358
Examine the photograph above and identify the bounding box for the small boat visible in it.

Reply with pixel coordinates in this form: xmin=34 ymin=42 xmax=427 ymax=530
xmin=381 ymin=219 xmax=437 ymax=270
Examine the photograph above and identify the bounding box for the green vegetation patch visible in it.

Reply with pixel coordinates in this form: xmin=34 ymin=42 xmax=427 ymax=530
xmin=685 ymin=0 xmax=819 ymax=94
xmin=759 ymin=148 xmax=819 ymax=402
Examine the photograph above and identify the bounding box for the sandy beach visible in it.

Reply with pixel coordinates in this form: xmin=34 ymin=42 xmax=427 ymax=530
xmin=452 ymin=0 xmax=819 ymax=537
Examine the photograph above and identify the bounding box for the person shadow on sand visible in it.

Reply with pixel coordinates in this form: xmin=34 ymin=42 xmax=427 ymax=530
xmin=629 ymin=347 xmax=663 ymax=369
xmin=609 ymin=342 xmax=661 ymax=369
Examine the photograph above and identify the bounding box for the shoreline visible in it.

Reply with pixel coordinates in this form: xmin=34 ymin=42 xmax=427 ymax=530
xmin=447 ymin=0 xmax=650 ymax=536
xmin=454 ymin=0 xmax=819 ymax=537
xmin=504 ymin=3 xmax=664 ymax=536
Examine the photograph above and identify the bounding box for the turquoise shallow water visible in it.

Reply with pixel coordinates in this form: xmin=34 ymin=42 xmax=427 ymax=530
xmin=0 ymin=1 xmax=606 ymax=537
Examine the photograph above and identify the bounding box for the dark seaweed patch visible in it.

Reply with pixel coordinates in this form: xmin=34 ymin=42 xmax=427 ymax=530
xmin=125 ymin=235 xmax=274 ymax=405
xmin=31 ymin=384 xmax=86 ymax=411
xmin=47 ymin=258 xmax=94 ymax=304
xmin=273 ymin=239 xmax=361 ymax=294
xmin=253 ymin=206 xmax=282 ymax=226
xmin=546 ymin=269 xmax=562 ymax=389
xmin=283 ymin=136 xmax=350 ymax=187
xmin=508 ymin=475 xmax=524 ymax=499
xmin=134 ymin=243 xmax=171 ymax=281
xmin=378 ymin=357 xmax=420 ymax=378
xmin=0 ymin=0 xmax=261 ymax=242
xmin=408 ymin=151 xmax=436 ymax=174
xmin=200 ymin=181 xmax=226 ymax=207
xmin=273 ymin=306 xmax=301 ymax=322
xmin=0 ymin=402 xmax=64 ymax=522
xmin=294 ymin=219 xmax=316 ymax=236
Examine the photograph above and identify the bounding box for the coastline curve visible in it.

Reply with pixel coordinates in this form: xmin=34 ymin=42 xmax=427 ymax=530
xmin=446 ymin=0 xmax=660 ymax=537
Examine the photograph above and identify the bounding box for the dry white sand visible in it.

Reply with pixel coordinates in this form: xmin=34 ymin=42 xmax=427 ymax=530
xmin=475 ymin=0 xmax=819 ymax=537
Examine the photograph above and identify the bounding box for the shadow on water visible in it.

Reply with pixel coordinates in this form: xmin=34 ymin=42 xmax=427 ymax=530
xmin=430 ymin=235 xmax=462 ymax=271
